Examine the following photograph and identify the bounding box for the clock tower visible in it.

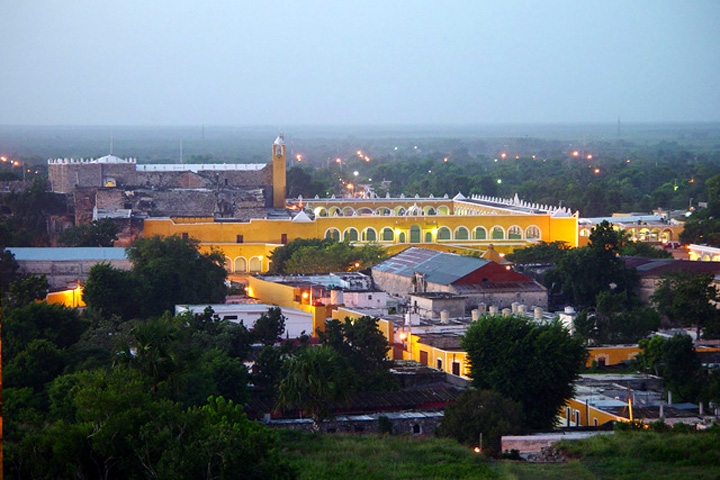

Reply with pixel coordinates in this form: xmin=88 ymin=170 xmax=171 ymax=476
xmin=272 ymin=134 xmax=287 ymax=209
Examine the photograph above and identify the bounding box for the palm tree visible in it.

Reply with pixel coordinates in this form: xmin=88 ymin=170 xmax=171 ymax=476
xmin=275 ymin=345 xmax=349 ymax=431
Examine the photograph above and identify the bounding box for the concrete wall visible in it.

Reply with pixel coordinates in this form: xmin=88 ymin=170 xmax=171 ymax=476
xmin=18 ymin=258 xmax=132 ymax=289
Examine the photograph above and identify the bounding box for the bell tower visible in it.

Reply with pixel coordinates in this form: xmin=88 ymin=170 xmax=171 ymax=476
xmin=272 ymin=134 xmax=287 ymax=209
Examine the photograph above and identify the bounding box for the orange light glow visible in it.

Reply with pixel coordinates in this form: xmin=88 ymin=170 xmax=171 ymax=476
xmin=587 ymin=154 xmax=593 ymax=160
xmin=572 ymin=151 xmax=579 ymax=157
xmin=594 ymin=168 xmax=600 ymax=174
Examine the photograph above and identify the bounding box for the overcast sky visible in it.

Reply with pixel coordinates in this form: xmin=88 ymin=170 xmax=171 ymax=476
xmin=1 ymin=1 xmax=718 ymax=126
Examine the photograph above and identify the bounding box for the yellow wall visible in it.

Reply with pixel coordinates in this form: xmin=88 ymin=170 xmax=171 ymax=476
xmin=586 ymin=345 xmax=641 ymax=368
xmin=561 ymin=397 xmax=628 ymax=427
xmin=143 ymin=203 xmax=578 ymax=273
xmin=47 ymin=287 xmax=86 ymax=308
xmin=245 ymin=275 xmax=332 ymax=335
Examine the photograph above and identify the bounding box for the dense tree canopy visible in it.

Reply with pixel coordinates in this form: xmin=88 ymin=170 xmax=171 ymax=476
xmin=437 ymin=389 xmax=523 ymax=457
xmin=276 ymin=345 xmax=350 ymax=429
xmin=318 ymin=316 xmax=396 ymax=391
xmin=57 ymin=218 xmax=119 ymax=247
xmin=651 ymin=271 xmax=720 ymax=339
xmin=269 ymin=237 xmax=387 ymax=274
xmin=547 ymin=221 xmax=639 ymax=309
xmin=83 ymin=235 xmax=227 ymax=319
xmin=461 ymin=315 xmax=587 ymax=430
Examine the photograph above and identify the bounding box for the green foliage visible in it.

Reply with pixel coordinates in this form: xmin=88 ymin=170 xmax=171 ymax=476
xmin=83 ymin=235 xmax=227 ymax=318
xmin=57 ymin=218 xmax=120 ymax=246
xmin=277 ymin=431 xmax=493 ymax=480
xmin=253 ymin=306 xmax=287 ymax=346
xmin=461 ymin=315 xmax=587 ymax=430
xmin=2 ymin=301 xmax=87 ymax=363
xmin=0 ymin=179 xmax=67 ymax=246
xmin=269 ymin=237 xmax=387 ymax=274
xmin=637 ymin=334 xmax=703 ymax=402
xmin=318 ymin=316 xmax=397 ymax=392
xmin=575 ymin=292 xmax=660 ymax=345
xmin=437 ymin=389 xmax=523 ymax=457
xmin=651 ymin=270 xmax=719 ymax=338
xmin=549 ymin=221 xmax=638 ymax=309
xmin=506 ymin=240 xmax=572 ymax=265
xmin=377 ymin=415 xmax=393 ymax=434
xmin=276 ymin=345 xmax=351 ymax=428
xmin=556 ymin=427 xmax=720 ymax=477
xmin=0 ymin=245 xmax=20 ymax=297
xmin=127 ymin=235 xmax=227 ymax=317
xmin=5 ymin=272 xmax=48 ymax=308
xmin=82 ymin=262 xmax=142 ymax=320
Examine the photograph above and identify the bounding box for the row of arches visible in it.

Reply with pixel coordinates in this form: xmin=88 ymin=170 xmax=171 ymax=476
xmin=313 ymin=205 xmax=452 ymax=217
xmin=579 ymin=227 xmax=674 ymax=243
xmin=324 ymin=225 xmax=542 ymax=243
xmin=224 ymin=256 xmax=263 ymax=273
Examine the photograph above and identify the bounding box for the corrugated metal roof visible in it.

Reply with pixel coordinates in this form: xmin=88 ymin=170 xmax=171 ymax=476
xmin=373 ymin=247 xmax=488 ymax=285
xmin=623 ymin=257 xmax=720 ymax=276
xmin=8 ymin=247 xmax=128 ymax=261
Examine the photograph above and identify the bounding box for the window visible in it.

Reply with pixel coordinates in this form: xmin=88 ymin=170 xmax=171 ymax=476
xmin=344 ymin=228 xmax=359 ymax=242
xmin=437 ymin=227 xmax=451 ymax=240
xmin=437 ymin=358 xmax=443 ymax=370
xmin=281 ymin=233 xmax=288 ymax=244
xmin=508 ymin=225 xmax=522 ymax=239
xmin=452 ymin=362 xmax=460 ymax=376
xmin=181 ymin=232 xmax=189 ymax=240
xmin=491 ymin=226 xmax=504 ymax=239
xmin=381 ymin=227 xmax=394 ymax=241
xmin=325 ymin=228 xmax=340 ymax=241
xmin=410 ymin=225 xmax=421 ymax=243
xmin=525 ymin=225 xmax=541 ymax=239
xmin=455 ymin=226 xmax=469 ymax=240
xmin=473 ymin=227 xmax=487 ymax=240
xmin=236 ymin=234 xmax=244 ymax=243
xmin=362 ymin=228 xmax=377 ymax=242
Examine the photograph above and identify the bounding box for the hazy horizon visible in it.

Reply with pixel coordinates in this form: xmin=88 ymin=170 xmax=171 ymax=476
xmin=2 ymin=1 xmax=718 ymax=127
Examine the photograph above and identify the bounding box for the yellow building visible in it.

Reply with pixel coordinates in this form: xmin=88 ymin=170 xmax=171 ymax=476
xmin=139 ymin=135 xmax=580 ymax=274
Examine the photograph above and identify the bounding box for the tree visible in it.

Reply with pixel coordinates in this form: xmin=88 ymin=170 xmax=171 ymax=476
xmin=505 ymin=240 xmax=572 ymax=265
xmin=252 ymin=307 xmax=287 ymax=346
xmin=461 ymin=314 xmax=587 ymax=430
xmin=5 ymin=273 xmax=48 ymax=308
xmin=662 ymin=334 xmax=702 ymax=402
xmin=127 ymin=235 xmax=227 ymax=317
xmin=156 ymin=397 xmax=295 ymax=480
xmin=276 ymin=345 xmax=350 ymax=430
xmin=269 ymin=238 xmax=387 ymax=274
xmin=83 ymin=262 xmax=142 ymax=320
xmin=548 ymin=221 xmax=638 ymax=309
xmin=638 ymin=334 xmax=703 ymax=402
xmin=268 ymin=238 xmax=329 ymax=273
xmin=0 ymin=245 xmax=20 ymax=298
xmin=2 ymin=301 xmax=87 ymax=362
xmin=437 ymin=389 xmax=523 ymax=457
xmin=318 ymin=316 xmax=396 ymax=391
xmin=620 ymin=240 xmax=672 ymax=259
xmin=57 ymin=218 xmax=120 ymax=247
xmin=651 ymin=271 xmax=719 ymax=339
xmin=574 ymin=292 xmax=660 ymax=345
